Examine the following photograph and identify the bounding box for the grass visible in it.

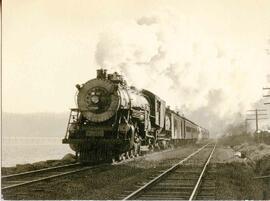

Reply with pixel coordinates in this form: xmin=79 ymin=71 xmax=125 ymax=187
xmin=215 ymin=162 xmax=267 ymax=200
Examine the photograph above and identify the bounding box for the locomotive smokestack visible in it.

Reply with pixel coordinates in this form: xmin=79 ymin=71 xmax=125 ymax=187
xmin=97 ymin=69 xmax=102 ymax=79
xmin=96 ymin=68 xmax=107 ymax=79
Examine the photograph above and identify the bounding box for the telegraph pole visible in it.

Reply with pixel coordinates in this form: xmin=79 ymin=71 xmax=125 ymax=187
xmin=246 ymin=109 xmax=268 ymax=132
xmin=245 ymin=118 xmax=248 ymax=134
xmin=256 ymin=109 xmax=258 ymax=131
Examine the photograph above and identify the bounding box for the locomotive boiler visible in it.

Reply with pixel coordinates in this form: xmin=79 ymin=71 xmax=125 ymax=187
xmin=63 ymin=69 xmax=158 ymax=162
xmin=63 ymin=68 xmax=209 ymax=163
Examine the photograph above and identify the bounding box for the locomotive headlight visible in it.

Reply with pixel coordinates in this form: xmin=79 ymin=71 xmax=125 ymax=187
xmin=91 ymin=95 xmax=99 ymax=104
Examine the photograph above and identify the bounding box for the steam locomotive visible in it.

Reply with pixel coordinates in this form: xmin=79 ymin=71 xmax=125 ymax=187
xmin=62 ymin=69 xmax=209 ymax=163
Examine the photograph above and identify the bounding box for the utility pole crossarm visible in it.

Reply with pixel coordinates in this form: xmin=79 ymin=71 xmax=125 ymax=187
xmin=247 ymin=113 xmax=268 ymax=115
xmin=263 ymin=87 xmax=270 ymax=105
xmin=246 ymin=108 xmax=268 ymax=132
xmin=246 ymin=118 xmax=269 ymax=120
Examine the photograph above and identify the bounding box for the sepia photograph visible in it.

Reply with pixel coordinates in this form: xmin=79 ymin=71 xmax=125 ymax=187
xmin=2 ymin=0 xmax=270 ymax=200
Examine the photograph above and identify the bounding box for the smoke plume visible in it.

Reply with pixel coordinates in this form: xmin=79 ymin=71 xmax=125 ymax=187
xmin=94 ymin=10 xmax=270 ymax=135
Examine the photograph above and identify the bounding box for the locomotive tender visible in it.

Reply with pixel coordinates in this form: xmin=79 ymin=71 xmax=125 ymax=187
xmin=62 ymin=69 xmax=209 ymax=162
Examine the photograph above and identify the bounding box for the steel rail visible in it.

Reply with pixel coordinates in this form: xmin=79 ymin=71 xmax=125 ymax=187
xmin=188 ymin=143 xmax=216 ymax=201
xmin=2 ymin=146 xmax=176 ymax=192
xmin=122 ymin=143 xmax=210 ymax=200
xmin=254 ymin=175 xmax=270 ymax=179
xmin=2 ymin=162 xmax=80 ymax=179
xmin=2 ymin=164 xmax=106 ymax=191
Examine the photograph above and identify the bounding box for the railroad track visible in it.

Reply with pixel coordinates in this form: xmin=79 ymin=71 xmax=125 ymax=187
xmin=1 ymin=162 xmax=107 ymax=191
xmin=1 ymin=146 xmax=179 ymax=193
xmin=121 ymin=143 xmax=216 ymax=200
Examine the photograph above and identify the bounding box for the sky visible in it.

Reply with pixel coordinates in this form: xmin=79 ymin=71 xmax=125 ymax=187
xmin=3 ymin=0 xmax=270 ymax=133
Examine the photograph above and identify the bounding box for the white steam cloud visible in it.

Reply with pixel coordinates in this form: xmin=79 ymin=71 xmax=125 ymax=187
xmin=95 ymin=10 xmax=270 ymax=135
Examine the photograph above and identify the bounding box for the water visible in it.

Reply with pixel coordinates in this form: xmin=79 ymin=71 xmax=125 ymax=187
xmin=2 ymin=137 xmax=72 ymax=167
